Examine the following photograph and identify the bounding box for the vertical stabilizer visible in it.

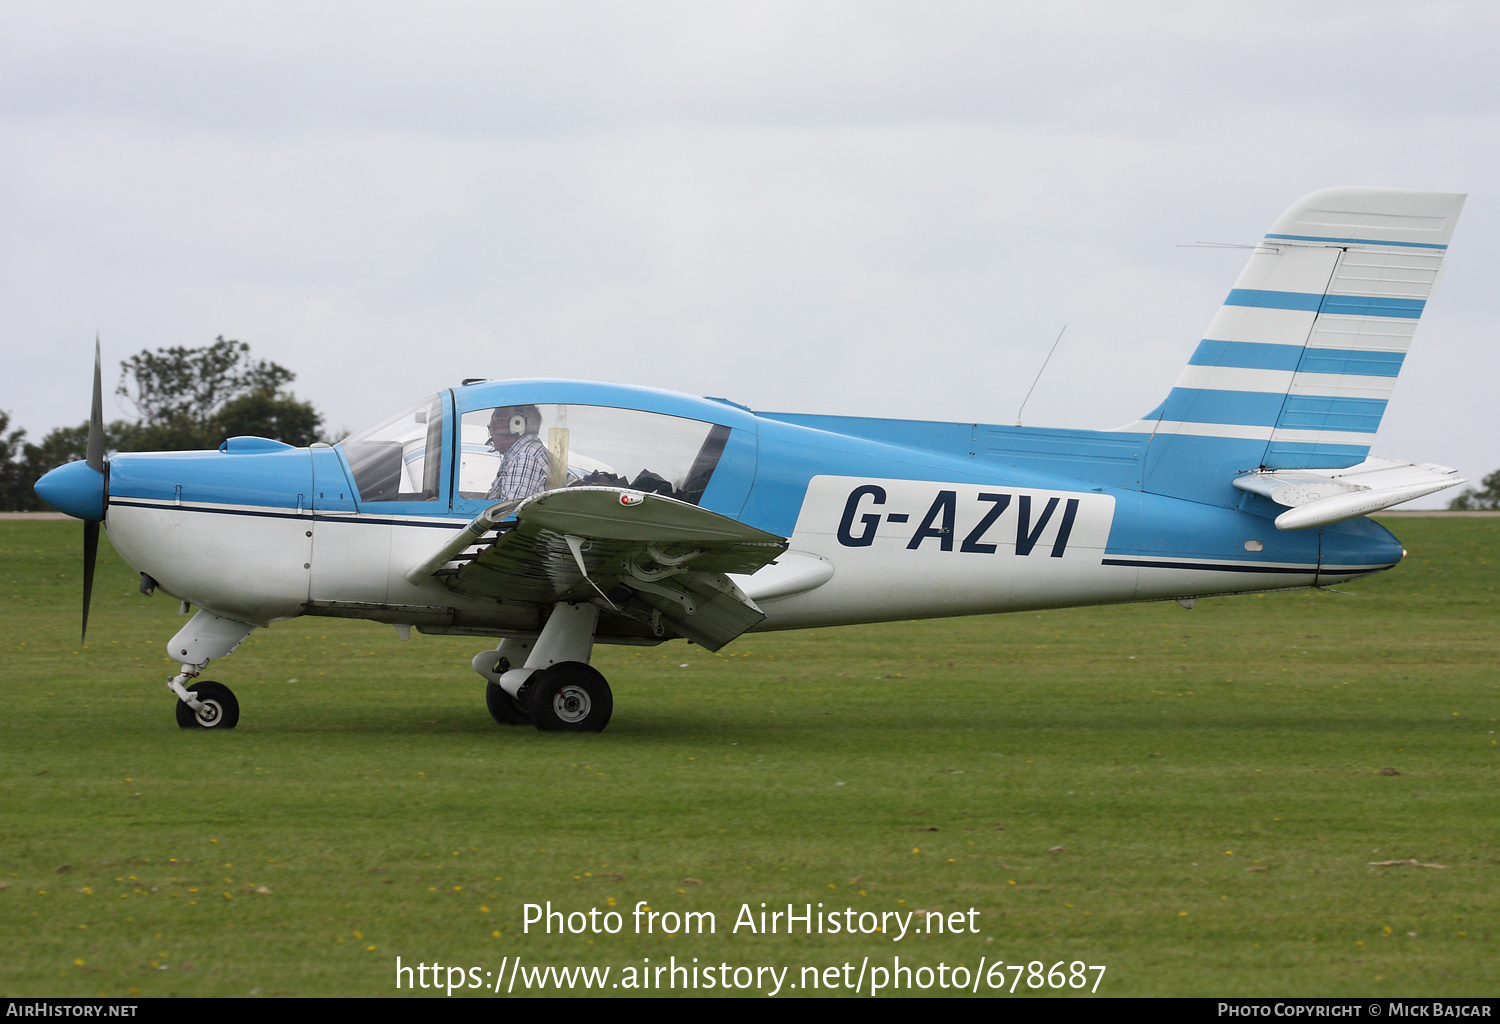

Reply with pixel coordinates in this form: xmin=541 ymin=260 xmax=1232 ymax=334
xmin=1126 ymin=187 xmax=1465 ymax=506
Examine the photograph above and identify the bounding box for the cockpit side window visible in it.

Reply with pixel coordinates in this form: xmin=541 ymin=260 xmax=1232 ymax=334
xmin=339 ymin=395 xmax=444 ymax=502
xmin=457 ymin=404 xmax=729 ymax=505
xmin=679 ymin=425 xmax=730 ymax=505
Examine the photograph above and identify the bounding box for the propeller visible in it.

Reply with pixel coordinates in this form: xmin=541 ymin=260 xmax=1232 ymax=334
xmin=34 ymin=339 xmax=109 ymax=640
xmin=81 ymin=337 xmax=105 ymax=641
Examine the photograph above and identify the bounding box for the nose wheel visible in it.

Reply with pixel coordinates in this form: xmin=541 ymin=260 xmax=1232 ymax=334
xmin=174 ymin=680 xmax=240 ymax=730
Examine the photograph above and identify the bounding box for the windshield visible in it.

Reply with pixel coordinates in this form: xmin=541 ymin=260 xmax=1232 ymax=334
xmin=338 ymin=394 xmax=444 ymax=502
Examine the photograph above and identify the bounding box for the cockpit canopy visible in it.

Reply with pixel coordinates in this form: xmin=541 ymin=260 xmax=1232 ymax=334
xmin=337 ymin=391 xmax=732 ymax=507
xmin=457 ymin=403 xmax=729 ymax=504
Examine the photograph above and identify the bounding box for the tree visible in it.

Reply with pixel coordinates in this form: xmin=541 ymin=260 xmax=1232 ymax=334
xmin=13 ymin=338 xmax=324 ymax=506
xmin=215 ymin=390 xmax=325 ymax=448
xmin=0 ymin=412 xmax=37 ymax=511
xmin=116 ymin=336 xmax=322 ymax=451
xmin=1447 ymin=469 xmax=1500 ymax=510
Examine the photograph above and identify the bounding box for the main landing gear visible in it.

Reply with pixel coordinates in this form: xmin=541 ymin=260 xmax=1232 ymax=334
xmin=473 ymin=602 xmax=614 ymax=733
xmin=485 ymin=679 xmax=531 ymax=726
xmin=530 ymin=662 xmax=613 ymax=731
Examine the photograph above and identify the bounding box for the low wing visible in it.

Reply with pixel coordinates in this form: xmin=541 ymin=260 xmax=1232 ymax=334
xmin=1233 ymin=458 xmax=1465 ymax=530
xmin=409 ymin=487 xmax=786 ymax=650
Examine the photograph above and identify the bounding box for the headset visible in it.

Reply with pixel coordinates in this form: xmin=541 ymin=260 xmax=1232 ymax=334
xmin=490 ymin=405 xmax=542 ymax=438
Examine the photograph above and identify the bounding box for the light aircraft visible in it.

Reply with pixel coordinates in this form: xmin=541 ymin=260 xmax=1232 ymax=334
xmin=36 ymin=186 xmax=1468 ymax=733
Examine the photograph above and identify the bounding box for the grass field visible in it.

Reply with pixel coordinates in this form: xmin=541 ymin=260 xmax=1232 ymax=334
xmin=0 ymin=517 xmax=1495 ymax=997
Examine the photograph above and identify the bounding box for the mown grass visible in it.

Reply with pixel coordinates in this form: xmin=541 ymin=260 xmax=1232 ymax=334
xmin=0 ymin=517 xmax=1495 ymax=997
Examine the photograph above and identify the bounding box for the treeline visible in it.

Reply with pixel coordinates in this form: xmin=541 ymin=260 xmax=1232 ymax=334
xmin=1447 ymin=471 xmax=1500 ymax=510
xmin=2 ymin=337 xmax=323 ymax=511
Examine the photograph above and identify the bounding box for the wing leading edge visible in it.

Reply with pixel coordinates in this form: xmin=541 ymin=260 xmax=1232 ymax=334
xmin=408 ymin=487 xmax=787 ymax=651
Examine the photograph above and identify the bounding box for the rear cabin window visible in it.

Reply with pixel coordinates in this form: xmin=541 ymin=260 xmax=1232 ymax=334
xmin=458 ymin=403 xmax=729 ymax=505
xmin=339 ymin=395 xmax=444 ymax=502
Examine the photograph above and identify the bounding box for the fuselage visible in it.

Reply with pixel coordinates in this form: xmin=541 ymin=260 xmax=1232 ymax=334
xmin=98 ymin=379 xmax=1402 ymax=640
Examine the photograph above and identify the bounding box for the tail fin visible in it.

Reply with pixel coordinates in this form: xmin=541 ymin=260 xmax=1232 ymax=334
xmin=1131 ymin=186 xmax=1466 ymax=506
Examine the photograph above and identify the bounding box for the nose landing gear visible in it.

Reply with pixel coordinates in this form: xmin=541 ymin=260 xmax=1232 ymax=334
xmin=165 ymin=611 xmax=255 ymax=730
xmin=173 ymin=680 xmax=240 ymax=730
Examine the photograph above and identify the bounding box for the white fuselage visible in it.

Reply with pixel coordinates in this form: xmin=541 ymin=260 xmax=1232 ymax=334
xmin=107 ymin=472 xmax=1378 ymax=643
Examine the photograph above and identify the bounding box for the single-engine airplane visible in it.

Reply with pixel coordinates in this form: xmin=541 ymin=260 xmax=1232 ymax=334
xmin=36 ymin=187 xmax=1469 ymax=733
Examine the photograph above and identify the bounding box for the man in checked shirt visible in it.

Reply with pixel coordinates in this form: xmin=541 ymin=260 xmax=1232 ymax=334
xmin=485 ymin=404 xmax=551 ymax=501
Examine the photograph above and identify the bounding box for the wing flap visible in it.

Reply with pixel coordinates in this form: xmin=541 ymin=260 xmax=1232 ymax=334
xmin=423 ymin=487 xmax=786 ymax=648
xmin=628 ymin=571 xmax=767 ymax=651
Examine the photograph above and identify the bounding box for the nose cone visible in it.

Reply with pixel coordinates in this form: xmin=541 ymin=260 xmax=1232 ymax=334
xmin=35 ymin=460 xmax=106 ymax=521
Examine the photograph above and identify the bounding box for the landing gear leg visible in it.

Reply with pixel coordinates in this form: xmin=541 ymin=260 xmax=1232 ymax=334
xmin=164 ymin=611 xmax=255 ymax=730
xmin=473 ymin=638 xmax=534 ymax=726
xmin=489 ymin=602 xmax=614 ymax=734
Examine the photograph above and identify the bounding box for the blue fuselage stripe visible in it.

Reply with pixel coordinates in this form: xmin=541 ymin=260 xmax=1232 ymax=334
xmin=108 ymin=498 xmax=467 ymax=529
xmin=1265 ymin=233 xmax=1446 ymax=250
xmin=1102 ymin=557 xmax=1321 ymax=574
xmin=1223 ymin=289 xmax=1425 ymax=319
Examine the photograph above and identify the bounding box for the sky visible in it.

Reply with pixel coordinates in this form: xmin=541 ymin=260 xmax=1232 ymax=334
xmin=4 ymin=1 xmax=1498 ymax=505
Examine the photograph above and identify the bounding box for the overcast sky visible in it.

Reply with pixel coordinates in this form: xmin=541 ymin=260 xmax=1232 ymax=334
xmin=4 ymin=2 xmax=1497 ymax=505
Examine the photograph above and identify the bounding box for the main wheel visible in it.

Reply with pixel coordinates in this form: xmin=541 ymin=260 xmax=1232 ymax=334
xmin=174 ymin=680 xmax=239 ymax=730
xmin=529 ymin=663 xmax=612 ymax=733
xmin=486 ymin=681 xmax=531 ymax=726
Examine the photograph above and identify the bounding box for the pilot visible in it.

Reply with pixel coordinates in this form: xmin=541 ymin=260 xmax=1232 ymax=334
xmin=486 ymin=405 xmax=550 ymax=501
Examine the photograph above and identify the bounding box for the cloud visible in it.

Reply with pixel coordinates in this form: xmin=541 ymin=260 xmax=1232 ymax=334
xmin=3 ymin=2 xmax=1497 ymax=499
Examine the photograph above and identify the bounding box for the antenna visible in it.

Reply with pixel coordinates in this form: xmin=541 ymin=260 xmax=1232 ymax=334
xmin=1015 ymin=324 xmax=1066 ymax=427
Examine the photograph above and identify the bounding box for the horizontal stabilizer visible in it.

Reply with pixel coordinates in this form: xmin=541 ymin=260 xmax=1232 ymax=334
xmin=1232 ymin=458 xmax=1464 ymax=530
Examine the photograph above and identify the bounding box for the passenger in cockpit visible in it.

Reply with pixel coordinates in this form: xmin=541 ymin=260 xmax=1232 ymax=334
xmin=486 ymin=405 xmax=550 ymax=501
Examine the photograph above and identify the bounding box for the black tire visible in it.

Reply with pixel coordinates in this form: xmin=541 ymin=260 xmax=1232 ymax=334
xmin=174 ymin=680 xmax=239 ymax=730
xmin=529 ymin=663 xmax=612 ymax=733
xmin=486 ymin=681 xmax=531 ymax=726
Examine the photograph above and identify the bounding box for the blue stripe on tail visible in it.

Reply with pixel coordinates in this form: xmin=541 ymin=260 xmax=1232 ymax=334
xmin=1277 ymin=396 xmax=1387 ymax=433
xmin=1162 ymin=388 xmax=1284 ymax=426
xmin=1296 ymin=349 xmax=1405 ymax=376
xmin=1189 ymin=340 xmax=1302 ymax=370
xmin=1225 ymin=289 xmax=1424 ymax=319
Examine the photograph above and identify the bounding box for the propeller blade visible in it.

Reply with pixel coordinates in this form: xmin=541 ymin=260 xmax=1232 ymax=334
xmin=82 ymin=519 xmax=99 ymax=641
xmin=83 ymin=338 xmax=104 ymax=640
xmin=86 ymin=335 xmax=105 ymax=473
